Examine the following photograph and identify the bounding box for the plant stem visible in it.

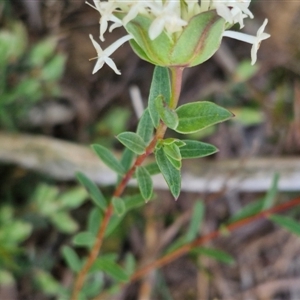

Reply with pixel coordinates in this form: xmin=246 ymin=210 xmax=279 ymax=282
xmin=129 ymin=196 xmax=300 ymax=282
xmin=169 ymin=67 xmax=184 ymax=109
xmin=71 ymin=66 xmax=184 ymax=299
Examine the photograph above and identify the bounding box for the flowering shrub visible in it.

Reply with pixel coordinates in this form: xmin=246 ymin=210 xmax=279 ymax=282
xmin=87 ymin=0 xmax=270 ymax=74
xmin=67 ymin=1 xmax=271 ymax=298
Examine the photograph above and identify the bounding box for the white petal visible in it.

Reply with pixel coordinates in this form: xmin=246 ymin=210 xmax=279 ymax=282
xmin=93 ymin=59 xmax=104 ymax=74
xmin=104 ymin=56 xmax=121 ymax=75
xmin=222 ymin=31 xmax=256 ymax=44
xmin=250 ymin=43 xmax=258 ymax=65
xmin=89 ymin=34 xmax=103 ymax=54
xmin=149 ymin=17 xmax=165 ymax=40
xmin=103 ymin=34 xmax=133 ymax=56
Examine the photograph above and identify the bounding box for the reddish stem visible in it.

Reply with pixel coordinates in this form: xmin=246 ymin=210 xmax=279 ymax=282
xmin=71 ymin=66 xmax=184 ymax=299
xmin=129 ymin=196 xmax=300 ymax=283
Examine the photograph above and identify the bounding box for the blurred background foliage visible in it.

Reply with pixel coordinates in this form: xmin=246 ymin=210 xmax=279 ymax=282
xmin=0 ymin=0 xmax=300 ymax=299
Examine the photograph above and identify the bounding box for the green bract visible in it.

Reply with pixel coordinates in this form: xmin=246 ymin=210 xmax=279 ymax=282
xmin=125 ymin=11 xmax=225 ymax=68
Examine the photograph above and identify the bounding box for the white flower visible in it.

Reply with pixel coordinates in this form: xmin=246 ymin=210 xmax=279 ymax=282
xmin=122 ymin=2 xmax=149 ymax=26
xmin=212 ymin=0 xmax=253 ymax=27
xmin=86 ymin=0 xmax=122 ymax=41
xmin=89 ymin=34 xmax=133 ymax=74
xmin=148 ymin=0 xmax=187 ymax=40
xmin=222 ymin=19 xmax=270 ymax=65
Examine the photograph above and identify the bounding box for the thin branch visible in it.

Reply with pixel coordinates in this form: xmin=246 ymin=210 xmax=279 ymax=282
xmin=129 ymin=196 xmax=300 ymax=283
xmin=71 ymin=124 xmax=165 ymax=300
xmin=71 ymin=66 xmax=184 ymax=298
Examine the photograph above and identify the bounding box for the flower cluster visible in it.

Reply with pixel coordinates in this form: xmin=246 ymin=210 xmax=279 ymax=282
xmin=88 ymin=0 xmax=270 ymax=74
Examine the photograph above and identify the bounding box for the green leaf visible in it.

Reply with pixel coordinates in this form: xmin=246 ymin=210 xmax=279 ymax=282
xmin=105 ymin=214 xmax=124 ymax=237
xmin=228 ymin=200 xmax=263 ymax=224
xmin=125 ymin=16 xmax=173 ymax=65
xmin=154 ymin=95 xmax=179 ymax=129
xmin=58 ymin=187 xmax=87 ymax=209
xmin=40 ymin=54 xmax=66 ymax=81
xmin=171 ymin=11 xmax=225 ymax=67
xmin=234 ymin=60 xmax=259 ymax=82
xmin=93 ymin=257 xmax=129 ymax=282
xmin=269 ymin=215 xmax=300 ymax=236
xmin=155 ymin=147 xmax=181 ymax=199
xmin=0 ymin=220 xmax=32 ymax=244
xmin=82 ymin=273 xmax=104 ymax=298
xmin=61 ymin=246 xmax=82 ymax=273
xmin=92 ymin=144 xmax=125 ymax=175
xmin=112 ymin=197 xmax=126 ymax=216
xmin=142 ymin=162 xmax=161 ymax=176
xmin=76 ymin=172 xmax=107 ymax=211
xmin=136 ymin=166 xmax=153 ymax=201
xmin=87 ymin=208 xmax=102 ymax=236
xmin=231 ymin=107 xmax=263 ymax=126
xmin=136 ymin=108 xmax=154 ymax=144
xmin=165 ymin=154 xmax=181 ymax=170
xmin=34 ymin=269 xmax=66 ymax=296
xmin=185 ymin=201 xmax=204 ymax=243
xmin=175 ymin=101 xmax=233 ymax=134
xmin=124 ymin=253 xmax=136 ymax=276
xmin=73 ymin=232 xmax=96 ymax=247
xmin=148 ymin=66 xmax=171 ymax=127
xmin=50 ymin=212 xmax=78 ymax=233
xmin=163 ymin=143 xmax=181 ymax=161
xmin=124 ymin=194 xmax=146 ymax=211
xmin=180 ymin=140 xmax=218 ymax=159
xmin=163 ymin=138 xmax=181 ymax=146
xmin=28 ymin=37 xmax=57 ymax=66
xmin=193 ymin=247 xmax=235 ymax=265
xmin=120 ymin=148 xmax=135 ymax=172
xmin=117 ymin=132 xmax=147 ymax=155
xmin=165 ymin=237 xmax=185 ymax=254
xmin=262 ymin=173 xmax=279 ymax=210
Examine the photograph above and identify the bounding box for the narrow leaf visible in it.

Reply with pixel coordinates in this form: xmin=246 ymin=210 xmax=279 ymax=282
xmin=72 ymin=232 xmax=96 ymax=247
xmin=136 ymin=166 xmax=153 ymax=201
xmin=105 ymin=214 xmax=124 ymax=237
xmin=148 ymin=66 xmax=171 ymax=127
xmin=175 ymin=101 xmax=233 ymax=134
xmin=185 ymin=201 xmax=204 ymax=243
xmin=120 ymin=148 xmax=135 ymax=172
xmin=155 ymin=147 xmax=181 ymax=199
xmin=166 ymin=154 xmax=182 ymax=170
xmin=269 ymin=214 xmax=300 ymax=236
xmin=93 ymin=258 xmax=129 ymax=282
xmin=87 ymin=207 xmax=102 ymax=236
xmin=58 ymin=187 xmax=87 ymax=209
xmin=136 ymin=108 xmax=154 ymax=144
xmin=92 ymin=144 xmax=125 ymax=175
xmin=124 ymin=194 xmax=146 ymax=211
xmin=112 ymin=197 xmax=126 ymax=216
xmin=163 ymin=143 xmax=181 ymax=161
xmin=154 ymin=95 xmax=179 ymax=129
xmin=142 ymin=162 xmax=161 ymax=176
xmin=117 ymin=132 xmax=147 ymax=155
xmin=50 ymin=212 xmax=78 ymax=234
xmin=262 ymin=173 xmax=279 ymax=210
xmin=124 ymin=253 xmax=136 ymax=276
xmin=76 ymin=172 xmax=107 ymax=211
xmin=180 ymin=140 xmax=218 ymax=159
xmin=163 ymin=138 xmax=179 ymax=145
xmin=193 ymin=247 xmax=235 ymax=265
xmin=228 ymin=200 xmax=263 ymax=224
xmin=61 ymin=246 xmax=82 ymax=273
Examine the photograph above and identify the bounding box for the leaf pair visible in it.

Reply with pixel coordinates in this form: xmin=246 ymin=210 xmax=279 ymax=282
xmin=155 ymin=139 xmax=218 ymax=199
